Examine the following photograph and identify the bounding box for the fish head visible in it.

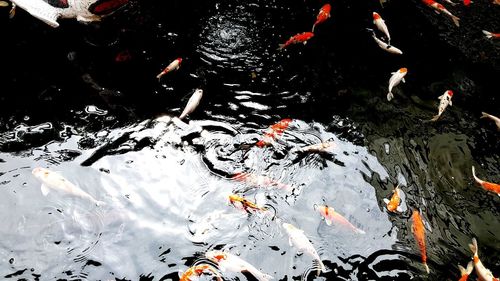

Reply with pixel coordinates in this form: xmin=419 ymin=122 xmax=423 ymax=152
xmin=399 ymin=68 xmax=408 ymax=74
xmin=32 ymin=167 xmax=51 ymax=179
xmin=373 ymin=12 xmax=381 ymax=20
xmin=205 ymin=251 xmax=227 ymax=263
xmin=446 ymin=90 xmax=454 ymax=97
xmin=176 ymin=57 xmax=183 ymax=64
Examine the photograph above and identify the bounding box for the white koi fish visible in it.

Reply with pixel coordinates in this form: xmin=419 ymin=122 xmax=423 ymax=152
xmin=480 ymin=112 xmax=500 ymax=130
xmin=282 ymin=223 xmax=326 ymax=273
xmin=372 ymin=33 xmax=403 ymax=55
xmin=206 ymin=251 xmax=273 ymax=281
xmin=373 ymin=12 xmax=391 ymax=43
xmin=431 ymin=90 xmax=453 ymax=121
xmin=157 ymin=57 xmax=182 ymax=79
xmin=468 ymin=238 xmax=499 ymax=281
xmin=179 ymin=89 xmax=203 ymax=120
xmin=387 ymin=68 xmax=407 ymax=101
xmin=32 ymin=167 xmax=105 ymax=206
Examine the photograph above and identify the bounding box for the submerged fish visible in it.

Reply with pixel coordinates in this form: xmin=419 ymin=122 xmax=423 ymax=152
xmin=278 ymin=32 xmax=314 ymax=49
xmin=431 ymin=90 xmax=453 ymax=121
xmin=232 ymin=172 xmax=292 ymax=191
xmin=157 ymin=58 xmax=182 ymax=79
xmin=468 ymin=238 xmax=499 ymax=281
xmin=373 ymin=12 xmax=391 ymax=43
xmin=32 ymin=167 xmax=105 ymax=206
xmin=383 ymin=185 xmax=402 ymax=213
xmin=312 ymin=4 xmax=331 ymax=32
xmin=316 ymin=205 xmax=365 ymax=234
xmin=411 ymin=210 xmax=430 ymax=273
xmin=179 ymin=264 xmax=221 ymax=281
xmin=457 ymin=262 xmax=473 ymax=281
xmin=472 ymin=166 xmax=500 ymax=196
xmin=482 ymin=30 xmax=500 ymax=39
xmin=256 ymin=118 xmax=293 ymax=147
xmin=179 ymin=89 xmax=203 ymax=120
xmin=387 ymin=67 xmax=407 ymax=101
xmin=480 ymin=112 xmax=500 ymax=130
xmin=206 ymin=251 xmax=273 ymax=281
xmin=229 ymin=194 xmax=267 ymax=212
xmin=371 ymin=32 xmax=403 ymax=55
xmin=282 ymin=222 xmax=326 ymax=274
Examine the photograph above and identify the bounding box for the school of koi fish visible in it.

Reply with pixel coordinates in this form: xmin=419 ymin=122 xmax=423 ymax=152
xmin=1 ymin=0 xmax=498 ymax=280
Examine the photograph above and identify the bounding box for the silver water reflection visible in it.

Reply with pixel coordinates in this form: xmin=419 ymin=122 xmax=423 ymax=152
xmin=0 ymin=116 xmax=402 ymax=280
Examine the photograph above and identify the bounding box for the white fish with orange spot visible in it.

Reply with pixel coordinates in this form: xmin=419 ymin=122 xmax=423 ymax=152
xmin=387 ymin=68 xmax=407 ymax=101
xmin=373 ymin=12 xmax=391 ymax=43
xmin=431 ymin=90 xmax=453 ymax=121
xmin=32 ymin=167 xmax=105 ymax=206
xmin=316 ymin=205 xmax=366 ymax=234
xmin=157 ymin=57 xmax=182 ymax=79
xmin=179 ymin=89 xmax=203 ymax=120
xmin=206 ymin=251 xmax=273 ymax=281
xmin=282 ymin=222 xmax=326 ymax=273
xmin=468 ymin=238 xmax=499 ymax=281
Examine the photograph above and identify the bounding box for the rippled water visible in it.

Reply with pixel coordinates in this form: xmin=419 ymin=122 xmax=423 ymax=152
xmin=1 ymin=0 xmax=499 ymax=280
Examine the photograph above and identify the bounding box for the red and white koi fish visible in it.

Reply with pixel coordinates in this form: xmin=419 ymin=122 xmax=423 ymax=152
xmin=206 ymin=251 xmax=273 ymax=281
xmin=278 ymin=32 xmax=314 ymax=49
xmin=312 ymin=4 xmax=331 ymax=32
xmin=32 ymin=167 xmax=105 ymax=206
xmin=472 ymin=166 xmax=500 ymax=196
xmin=256 ymin=118 xmax=293 ymax=147
xmin=412 ymin=210 xmax=430 ymax=273
xmin=229 ymin=194 xmax=267 ymax=212
xmin=480 ymin=112 xmax=500 ymax=130
xmin=457 ymin=262 xmax=473 ymax=281
xmin=295 ymin=141 xmax=336 ymax=154
xmin=483 ymin=30 xmax=500 ymax=39
xmin=232 ymin=173 xmax=292 ymax=191
xmin=387 ymin=68 xmax=407 ymax=101
xmin=157 ymin=57 xmax=182 ymax=79
xmin=383 ymin=185 xmax=402 ymax=213
xmin=316 ymin=205 xmax=365 ymax=234
xmin=282 ymin=223 xmax=326 ymax=273
xmin=180 ymin=264 xmax=222 ymax=281
xmin=422 ymin=0 xmax=460 ymax=27
xmin=371 ymin=32 xmax=403 ymax=55
xmin=468 ymin=238 xmax=499 ymax=281
xmin=431 ymin=90 xmax=453 ymax=121
xmin=373 ymin=12 xmax=391 ymax=43
xmin=179 ymin=89 xmax=203 ymax=120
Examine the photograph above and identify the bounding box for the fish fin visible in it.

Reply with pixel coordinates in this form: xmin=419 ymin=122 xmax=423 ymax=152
xmin=356 ymin=229 xmax=366 ymax=235
xmin=451 ymin=15 xmax=460 ymax=27
xmin=41 ymin=184 xmax=50 ymax=196
xmin=9 ymin=4 xmax=16 ymax=19
xmin=277 ymin=44 xmax=285 ymax=50
xmin=325 ymin=218 xmax=333 ymax=226
xmin=430 ymin=114 xmax=440 ymax=122
xmin=424 ymin=263 xmax=430 ymax=274
xmin=480 ymin=112 xmax=489 ymax=119
xmin=288 ymin=237 xmax=293 ymax=247
xmin=482 ymin=30 xmax=493 ymax=38
xmin=312 ymin=24 xmax=316 ymax=32
xmin=469 ymin=238 xmax=478 ymax=255
xmin=402 ymin=78 xmax=406 ymax=83
xmin=16 ymin=0 xmax=60 ymax=28
xmin=303 ymin=41 xmax=307 ymax=45
xmin=449 ymin=101 xmax=452 ymax=106
xmin=383 ymin=198 xmax=390 ymax=204
xmin=387 ymin=92 xmax=394 ymax=101
xmin=396 ymin=206 xmax=403 ymax=212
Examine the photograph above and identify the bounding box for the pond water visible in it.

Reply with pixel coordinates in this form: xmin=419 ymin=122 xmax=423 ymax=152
xmin=0 ymin=0 xmax=499 ymax=280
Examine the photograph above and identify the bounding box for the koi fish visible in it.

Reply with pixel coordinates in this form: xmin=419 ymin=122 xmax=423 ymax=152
xmin=457 ymin=262 xmax=473 ymax=281
xmin=282 ymin=223 xmax=326 ymax=273
xmin=278 ymin=32 xmax=314 ymax=50
xmin=156 ymin=57 xmax=182 ymax=79
xmin=32 ymin=167 xmax=105 ymax=206
xmin=232 ymin=172 xmax=292 ymax=191
xmin=431 ymin=90 xmax=453 ymax=121
xmin=483 ymin=30 xmax=500 ymax=39
xmin=422 ymin=0 xmax=460 ymax=27
xmin=256 ymin=118 xmax=293 ymax=147
xmin=179 ymin=89 xmax=203 ymax=120
xmin=205 ymin=251 xmax=273 ymax=281
xmin=316 ymin=205 xmax=365 ymax=234
xmin=371 ymin=32 xmax=403 ymax=55
xmin=469 ymin=238 xmax=499 ymax=281
xmin=229 ymin=194 xmax=267 ymax=212
xmin=312 ymin=4 xmax=331 ymax=32
xmin=480 ymin=112 xmax=500 ymax=130
xmin=294 ymin=141 xmax=336 ymax=154
xmin=494 ymin=0 xmax=500 ymax=5
xmin=180 ymin=264 xmax=222 ymax=281
xmin=0 ymin=1 xmax=8 ymax=7
xmin=387 ymin=68 xmax=407 ymax=101
xmin=472 ymin=166 xmax=500 ymax=196
xmin=383 ymin=185 xmax=402 ymax=213
xmin=373 ymin=12 xmax=391 ymax=43
xmin=411 ymin=210 xmax=429 ymax=273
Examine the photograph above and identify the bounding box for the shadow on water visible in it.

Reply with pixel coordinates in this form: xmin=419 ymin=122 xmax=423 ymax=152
xmin=0 ymin=0 xmax=499 ymax=280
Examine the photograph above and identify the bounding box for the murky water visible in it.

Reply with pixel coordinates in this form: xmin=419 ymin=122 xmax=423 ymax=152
xmin=0 ymin=0 xmax=499 ymax=280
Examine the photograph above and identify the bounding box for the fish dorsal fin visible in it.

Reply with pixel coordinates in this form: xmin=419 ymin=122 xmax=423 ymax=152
xmin=383 ymin=198 xmax=390 ymax=204
xmin=325 ymin=218 xmax=333 ymax=226
xmin=402 ymin=78 xmax=406 ymax=83
xmin=449 ymin=101 xmax=452 ymax=106
xmin=41 ymin=184 xmax=50 ymax=196
xmin=396 ymin=206 xmax=403 ymax=212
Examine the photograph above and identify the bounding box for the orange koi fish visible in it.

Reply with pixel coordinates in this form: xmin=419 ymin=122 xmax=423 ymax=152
xmin=469 ymin=238 xmax=499 ymax=281
xmin=256 ymin=118 xmax=293 ymax=147
xmin=457 ymin=262 xmax=473 ymax=281
xmin=229 ymin=194 xmax=267 ymax=212
xmin=278 ymin=32 xmax=314 ymax=49
xmin=383 ymin=185 xmax=402 ymax=213
xmin=312 ymin=4 xmax=331 ymax=32
xmin=422 ymin=0 xmax=460 ymax=26
xmin=316 ymin=205 xmax=365 ymax=234
xmin=232 ymin=172 xmax=292 ymax=191
xmin=472 ymin=166 xmax=500 ymax=196
xmin=180 ymin=264 xmax=221 ymax=281
xmin=483 ymin=30 xmax=500 ymax=39
xmin=411 ymin=210 xmax=430 ymax=273
xmin=157 ymin=57 xmax=182 ymax=79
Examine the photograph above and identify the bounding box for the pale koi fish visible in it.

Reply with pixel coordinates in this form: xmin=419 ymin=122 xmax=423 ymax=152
xmin=282 ymin=223 xmax=326 ymax=274
xmin=373 ymin=12 xmax=391 ymax=43
xmin=157 ymin=57 xmax=182 ymax=79
xmin=387 ymin=67 xmax=407 ymax=101
xmin=468 ymin=238 xmax=499 ymax=281
xmin=179 ymin=89 xmax=203 ymax=120
xmin=480 ymin=112 xmax=500 ymax=130
xmin=316 ymin=205 xmax=365 ymax=234
xmin=206 ymin=251 xmax=273 ymax=281
xmin=431 ymin=90 xmax=453 ymax=121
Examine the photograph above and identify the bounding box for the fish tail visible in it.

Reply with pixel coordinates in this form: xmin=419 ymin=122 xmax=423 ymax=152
xmin=468 ymin=237 xmax=478 ymax=256
xmin=424 ymin=262 xmax=430 ymax=274
xmin=451 ymin=15 xmax=460 ymax=27
xmin=9 ymin=3 xmax=16 ymax=19
xmin=387 ymin=92 xmax=394 ymax=101
xmin=458 ymin=262 xmax=473 ymax=276
xmin=480 ymin=111 xmax=489 ymax=118
xmin=430 ymin=114 xmax=440 ymax=122
xmin=277 ymin=44 xmax=286 ymax=50
xmin=482 ymin=30 xmax=493 ymax=38
xmin=156 ymin=72 xmax=164 ymax=79
xmin=471 ymin=166 xmax=483 ymax=184
xmin=312 ymin=24 xmax=316 ymax=32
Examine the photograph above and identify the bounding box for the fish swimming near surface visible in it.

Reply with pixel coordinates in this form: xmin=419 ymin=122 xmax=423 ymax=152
xmin=472 ymin=166 xmax=500 ymax=196
xmin=315 ymin=205 xmax=365 ymax=234
xmin=312 ymin=4 xmax=331 ymax=32
xmin=157 ymin=57 xmax=182 ymax=79
xmin=256 ymin=118 xmax=293 ymax=147
xmin=206 ymin=251 xmax=273 ymax=281
xmin=371 ymin=32 xmax=403 ymax=55
xmin=32 ymin=167 xmax=105 ymax=206
xmin=294 ymin=141 xmax=336 ymax=154
xmin=232 ymin=172 xmax=292 ymax=191
xmin=457 ymin=262 xmax=473 ymax=281
xmin=278 ymin=32 xmax=314 ymax=50
xmin=229 ymin=194 xmax=267 ymax=212
xmin=179 ymin=89 xmax=203 ymax=120
xmin=431 ymin=90 xmax=453 ymax=121
xmin=383 ymin=185 xmax=402 ymax=213
xmin=282 ymin=222 xmax=326 ymax=274
xmin=373 ymin=12 xmax=391 ymax=43
xmin=468 ymin=238 xmax=499 ymax=281
xmin=422 ymin=0 xmax=460 ymax=27
xmin=480 ymin=112 xmax=500 ymax=130
xmin=9 ymin=0 xmax=129 ymax=28
xmin=179 ymin=264 xmax=222 ymax=281
xmin=482 ymin=30 xmax=500 ymax=39
xmin=411 ymin=210 xmax=430 ymax=273
xmin=387 ymin=68 xmax=407 ymax=101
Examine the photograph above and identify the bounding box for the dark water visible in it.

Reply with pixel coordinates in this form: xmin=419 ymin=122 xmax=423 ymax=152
xmin=0 ymin=0 xmax=499 ymax=280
